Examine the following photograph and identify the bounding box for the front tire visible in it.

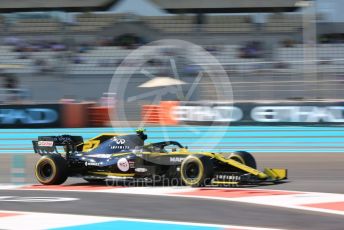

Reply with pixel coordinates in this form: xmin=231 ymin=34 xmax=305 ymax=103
xmin=35 ymin=155 xmax=68 ymax=185
xmin=229 ymin=151 xmax=257 ymax=169
xmin=181 ymin=155 xmax=213 ymax=187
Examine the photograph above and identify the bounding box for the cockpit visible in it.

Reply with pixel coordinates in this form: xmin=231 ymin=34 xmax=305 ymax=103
xmin=143 ymin=141 xmax=185 ymax=153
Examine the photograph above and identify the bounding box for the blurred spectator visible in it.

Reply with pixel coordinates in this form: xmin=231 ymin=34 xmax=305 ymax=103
xmin=146 ymin=58 xmax=163 ymax=66
xmin=72 ymin=55 xmax=85 ymax=64
xmin=205 ymin=45 xmax=219 ymax=55
xmin=184 ymin=64 xmax=202 ymax=75
xmin=77 ymin=43 xmax=91 ymax=53
xmin=113 ymin=33 xmax=145 ymax=49
xmin=274 ymin=62 xmax=290 ymax=69
xmin=9 ymin=39 xmax=68 ymax=52
xmin=18 ymin=51 xmax=30 ymax=59
xmin=4 ymin=36 xmax=21 ymax=46
xmin=318 ymin=58 xmax=332 ymax=65
xmin=34 ymin=58 xmax=52 ymax=73
xmin=3 ymin=74 xmax=18 ymax=89
xmin=1 ymin=74 xmax=23 ymax=103
xmin=96 ymin=34 xmax=146 ymax=49
xmin=239 ymin=41 xmax=263 ymax=58
xmin=51 ymin=43 xmax=67 ymax=51
xmin=281 ymin=39 xmax=296 ymax=48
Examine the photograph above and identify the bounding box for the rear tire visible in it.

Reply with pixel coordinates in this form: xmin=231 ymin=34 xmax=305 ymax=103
xmin=181 ymin=155 xmax=213 ymax=187
xmin=230 ymin=151 xmax=257 ymax=169
xmin=35 ymin=155 xmax=68 ymax=185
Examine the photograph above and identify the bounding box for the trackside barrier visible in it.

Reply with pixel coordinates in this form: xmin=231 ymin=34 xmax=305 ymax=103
xmin=0 ymin=102 xmax=115 ymax=128
xmin=0 ymin=103 xmax=61 ymax=128
xmin=141 ymin=101 xmax=180 ymax=125
xmin=160 ymin=101 xmax=180 ymax=125
xmin=60 ymin=101 xmax=114 ymax=127
xmin=173 ymin=101 xmax=344 ymax=126
xmin=88 ymin=106 xmax=114 ymax=127
xmin=61 ymin=102 xmax=94 ymax=128
xmin=141 ymin=105 xmax=161 ymax=124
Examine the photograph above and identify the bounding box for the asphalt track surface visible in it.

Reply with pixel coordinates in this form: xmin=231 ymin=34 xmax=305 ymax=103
xmin=0 ymin=189 xmax=343 ymax=230
xmin=0 ymin=127 xmax=344 ymax=229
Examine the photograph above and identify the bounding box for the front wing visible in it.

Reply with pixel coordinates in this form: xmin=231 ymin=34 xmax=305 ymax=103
xmin=212 ymin=168 xmax=288 ymax=186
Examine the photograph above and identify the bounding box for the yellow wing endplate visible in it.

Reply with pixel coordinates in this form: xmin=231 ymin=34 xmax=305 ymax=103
xmin=264 ymin=168 xmax=288 ymax=180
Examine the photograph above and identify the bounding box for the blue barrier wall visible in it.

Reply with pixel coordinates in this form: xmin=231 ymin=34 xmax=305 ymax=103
xmin=1 ymin=126 xmax=344 ymax=153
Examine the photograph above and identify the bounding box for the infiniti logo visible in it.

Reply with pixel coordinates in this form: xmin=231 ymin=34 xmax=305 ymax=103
xmin=114 ymin=138 xmax=126 ymax=144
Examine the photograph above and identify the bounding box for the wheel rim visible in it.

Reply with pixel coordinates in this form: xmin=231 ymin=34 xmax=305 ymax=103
xmin=38 ymin=161 xmax=53 ymax=180
xmin=185 ymin=162 xmax=200 ymax=179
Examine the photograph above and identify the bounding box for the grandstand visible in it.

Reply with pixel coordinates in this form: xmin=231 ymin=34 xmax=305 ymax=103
xmin=0 ymin=13 xmax=305 ymax=35
xmin=265 ymin=14 xmax=302 ymax=32
xmin=144 ymin=15 xmax=194 ymax=33
xmin=0 ymin=0 xmax=343 ymax=107
xmin=70 ymin=13 xmax=123 ymax=32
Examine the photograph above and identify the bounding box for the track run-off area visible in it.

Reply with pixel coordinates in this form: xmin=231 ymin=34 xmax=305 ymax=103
xmin=0 ymin=126 xmax=343 ymax=229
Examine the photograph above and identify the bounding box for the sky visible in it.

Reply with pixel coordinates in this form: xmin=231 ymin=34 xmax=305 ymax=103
xmin=109 ymin=0 xmax=344 ymax=22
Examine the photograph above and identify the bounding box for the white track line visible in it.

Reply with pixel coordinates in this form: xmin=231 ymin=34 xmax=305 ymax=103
xmin=0 ymin=210 xmax=113 ymax=230
xmin=0 ymin=210 xmax=284 ymax=230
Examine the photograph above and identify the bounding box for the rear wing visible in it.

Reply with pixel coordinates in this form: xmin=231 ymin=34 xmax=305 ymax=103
xmin=32 ymin=135 xmax=83 ymax=156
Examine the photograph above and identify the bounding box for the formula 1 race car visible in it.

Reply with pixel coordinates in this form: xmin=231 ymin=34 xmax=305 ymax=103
xmin=32 ymin=129 xmax=287 ymax=186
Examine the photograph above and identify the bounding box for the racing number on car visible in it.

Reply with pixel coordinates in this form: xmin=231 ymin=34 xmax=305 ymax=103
xmin=82 ymin=140 xmax=100 ymax=151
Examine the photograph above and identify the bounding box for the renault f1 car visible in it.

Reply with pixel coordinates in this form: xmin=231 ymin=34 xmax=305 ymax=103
xmin=32 ymin=129 xmax=287 ymax=186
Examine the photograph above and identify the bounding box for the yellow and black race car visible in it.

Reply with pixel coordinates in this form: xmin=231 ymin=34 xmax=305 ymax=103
xmin=32 ymin=129 xmax=287 ymax=186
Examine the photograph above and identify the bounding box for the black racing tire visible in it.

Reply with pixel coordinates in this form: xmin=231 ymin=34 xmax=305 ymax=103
xmin=229 ymin=151 xmax=257 ymax=169
xmin=84 ymin=178 xmax=105 ymax=184
xmin=180 ymin=155 xmax=214 ymax=187
xmin=35 ymin=155 xmax=68 ymax=185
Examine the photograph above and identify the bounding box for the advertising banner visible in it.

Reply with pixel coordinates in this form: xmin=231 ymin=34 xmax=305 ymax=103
xmin=0 ymin=104 xmax=61 ymax=128
xmin=172 ymin=101 xmax=344 ymax=125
